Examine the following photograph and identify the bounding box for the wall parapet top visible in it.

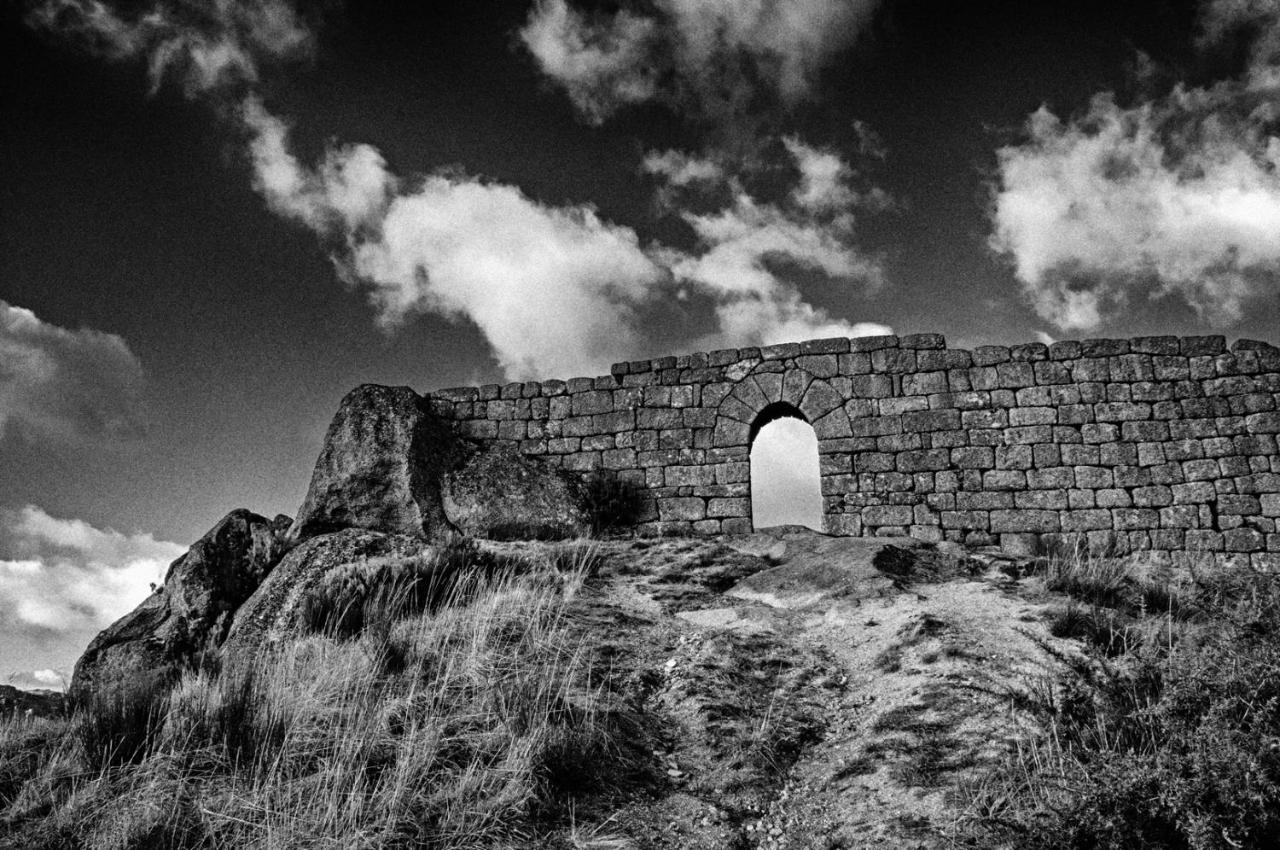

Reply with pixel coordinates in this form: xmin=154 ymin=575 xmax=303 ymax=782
xmin=428 ymin=334 xmax=1277 ymax=404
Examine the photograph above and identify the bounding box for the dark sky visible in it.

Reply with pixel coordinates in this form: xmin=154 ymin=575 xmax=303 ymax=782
xmin=2 ymin=0 xmax=1278 ymax=683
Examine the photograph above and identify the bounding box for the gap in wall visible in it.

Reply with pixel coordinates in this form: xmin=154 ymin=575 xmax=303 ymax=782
xmin=750 ymin=416 xmax=824 ymax=532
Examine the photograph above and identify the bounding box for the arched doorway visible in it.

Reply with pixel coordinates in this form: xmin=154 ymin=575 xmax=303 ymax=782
xmin=749 ymin=403 xmax=824 ymax=532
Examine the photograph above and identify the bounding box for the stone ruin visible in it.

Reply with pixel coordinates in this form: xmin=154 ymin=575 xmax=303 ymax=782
xmin=425 ymin=333 xmax=1280 ymax=568
xmin=68 ymin=330 xmax=1280 ymax=700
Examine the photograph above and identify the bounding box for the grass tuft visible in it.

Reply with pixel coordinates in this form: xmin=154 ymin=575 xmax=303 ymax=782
xmin=1 ymin=539 xmax=650 ymax=848
xmin=956 ymin=551 xmax=1280 ymax=849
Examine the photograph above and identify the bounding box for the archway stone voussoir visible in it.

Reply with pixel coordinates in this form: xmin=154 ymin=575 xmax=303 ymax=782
xmin=718 ymin=395 xmax=758 ymax=424
xmin=800 ymin=379 xmax=843 ymax=422
xmin=752 ymin=372 xmax=784 ymax=404
xmin=813 ymin=407 xmax=852 ymax=439
xmin=733 ymin=376 xmax=769 ymax=412
xmin=781 ymin=369 xmax=815 ymax=408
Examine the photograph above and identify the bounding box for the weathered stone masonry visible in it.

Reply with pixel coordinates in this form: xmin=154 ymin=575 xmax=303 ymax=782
xmin=425 ymin=333 xmax=1280 ymax=568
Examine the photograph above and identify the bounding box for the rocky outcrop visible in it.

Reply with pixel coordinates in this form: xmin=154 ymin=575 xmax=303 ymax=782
xmin=70 ymin=509 xmax=288 ymax=700
xmin=224 ymin=528 xmax=432 ymax=654
xmin=442 ymin=444 xmax=589 ymax=539
xmin=288 ymin=384 xmax=472 ymax=544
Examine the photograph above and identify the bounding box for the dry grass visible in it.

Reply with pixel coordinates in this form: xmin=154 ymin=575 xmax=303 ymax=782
xmin=953 ymin=548 xmax=1280 ymax=850
xmin=1 ymin=541 xmax=652 ymax=849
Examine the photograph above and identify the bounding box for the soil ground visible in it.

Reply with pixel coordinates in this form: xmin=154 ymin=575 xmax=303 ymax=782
xmin=490 ymin=528 xmax=1078 ymax=850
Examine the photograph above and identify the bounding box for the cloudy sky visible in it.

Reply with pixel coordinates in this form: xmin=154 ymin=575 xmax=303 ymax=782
xmin=3 ymin=0 xmax=1280 ymax=684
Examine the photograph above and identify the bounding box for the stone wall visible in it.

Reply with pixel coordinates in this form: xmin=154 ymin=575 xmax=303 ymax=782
xmin=425 ymin=333 xmax=1280 ymax=567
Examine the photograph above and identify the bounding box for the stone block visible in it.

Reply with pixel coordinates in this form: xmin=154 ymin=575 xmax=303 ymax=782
xmin=850 ymin=334 xmax=900 ymax=353
xmin=1003 ymin=425 xmax=1053 ymax=444
xmin=1159 ymin=506 xmax=1200 ymax=529
xmin=825 ymin=514 xmax=863 ymax=536
xmin=972 ymin=345 xmax=1010 ymax=366
xmin=900 ymin=333 xmax=946 ymax=349
xmin=1132 ymin=485 xmax=1173 ymax=507
xmin=1095 ymin=402 xmax=1152 ymax=422
xmin=1097 ymin=488 xmax=1132 ymax=507
xmin=1110 ymin=354 xmax=1154 ymax=381
xmin=1033 ymin=444 xmax=1062 ymax=466
xmin=713 ymin=419 xmax=749 ymax=448
xmin=863 ymin=505 xmax=914 ymax=526
xmin=1099 ymin=442 xmax=1138 ymax=465
xmin=1224 ymin=527 xmax=1265 ymax=552
xmin=990 ymin=510 xmax=1059 ymax=533
xmin=799 ymin=337 xmax=850 ymax=355
xmin=1015 ymin=489 xmax=1068 ymax=509
xmin=1048 ymin=340 xmax=1083 ymax=360
xmin=962 ymin=409 xmax=1007 ymax=430
xmin=1186 ymin=530 xmax=1225 ymax=551
xmin=1062 ymin=510 xmax=1112 ymax=531
xmin=997 ymin=362 xmax=1036 ymax=388
xmin=850 ymin=414 xmax=901 ymax=437
xmin=983 ymin=470 xmax=1026 ymax=490
xmin=871 ymin=348 xmax=917 ymax=373
xmin=901 ymin=409 xmax=961 ymax=432
xmin=1130 ymin=336 xmax=1180 ymax=355
xmin=1028 ymin=467 xmax=1074 ymax=488
xmin=1009 ymin=342 xmax=1049 ymax=361
xmin=1262 ymin=493 xmax=1280 ymax=518
xmin=707 ymin=497 xmax=749 ymax=518
xmin=956 ymin=491 xmax=1013 ymax=510
xmin=897 ymin=449 xmax=950 ymax=472
xmin=811 ymin=409 xmax=851 ymax=440
xmin=952 ymin=446 xmax=994 ymax=469
xmin=1115 ymin=466 xmax=1153 ymax=487
xmin=942 ymin=510 xmax=989 ymax=530
xmin=847 ymin=373 xmax=891 ymax=399
xmin=1113 ymin=508 xmax=1159 ymax=530
xmin=602 ymin=448 xmax=637 ymax=469
xmin=902 ymin=371 xmax=949 ymax=395
xmin=562 ymin=452 xmax=602 ymax=472
xmin=1218 ymin=494 xmax=1261 ymax=515
xmin=1062 ymin=444 xmax=1101 ymax=464
xmin=1247 ymin=412 xmax=1280 ymax=433
xmin=880 ymin=396 xmax=929 ymax=415
xmin=496 ymin=420 xmax=527 ymax=441
xmin=794 ymin=354 xmax=837 ymax=378
xmin=1082 ymin=338 xmax=1130 ymax=357
xmin=1184 ymin=459 xmax=1220 ymax=481
xmin=658 ymin=497 xmax=705 ymax=521
xmin=877 ymin=433 xmax=922 ymax=452
xmin=1009 ymin=406 xmax=1056 ymax=426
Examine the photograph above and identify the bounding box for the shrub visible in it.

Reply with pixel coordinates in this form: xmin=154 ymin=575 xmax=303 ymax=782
xmin=73 ymin=673 xmax=172 ymax=771
xmin=299 ymin=536 xmax=507 ymax=640
xmin=3 ymin=557 xmax=649 ymax=849
xmin=961 ymin=561 xmax=1280 ymax=850
xmin=581 ymin=472 xmax=643 ymax=535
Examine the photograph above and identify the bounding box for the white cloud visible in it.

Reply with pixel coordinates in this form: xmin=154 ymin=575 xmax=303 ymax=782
xmin=521 ymin=0 xmax=881 ymax=124
xmin=241 ymin=102 xmax=890 ymax=379
xmin=7 ymin=669 xmax=68 ymax=692
xmin=242 ymin=98 xmax=395 ymax=234
xmin=29 ymin=0 xmax=313 ymax=96
xmin=671 ymin=191 xmax=887 ymax=347
xmin=0 ymin=301 xmax=148 ymax=443
xmin=642 ymin=149 xmax=727 ymax=189
xmin=34 ymin=1 xmax=893 ymax=380
xmin=989 ymin=6 xmax=1280 ymax=331
xmin=519 ymin=0 xmax=659 ymax=125
xmin=0 ymin=506 xmax=185 ymax=683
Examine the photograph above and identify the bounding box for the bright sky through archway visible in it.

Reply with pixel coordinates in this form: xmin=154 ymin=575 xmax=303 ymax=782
xmin=750 ymin=417 xmax=823 ymax=531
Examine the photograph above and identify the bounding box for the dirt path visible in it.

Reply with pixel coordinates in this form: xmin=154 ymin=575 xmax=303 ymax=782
xmin=527 ymin=530 xmax=1077 ymax=849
